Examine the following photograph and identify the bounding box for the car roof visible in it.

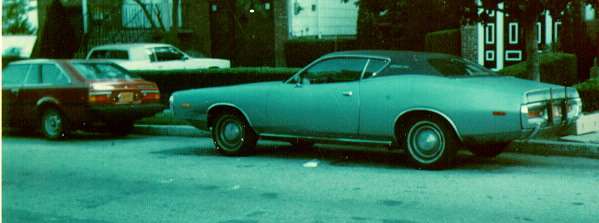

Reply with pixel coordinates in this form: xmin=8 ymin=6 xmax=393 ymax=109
xmin=9 ymin=59 xmax=118 ymax=64
xmin=324 ymin=50 xmax=456 ymax=63
xmin=90 ymin=43 xmax=174 ymax=51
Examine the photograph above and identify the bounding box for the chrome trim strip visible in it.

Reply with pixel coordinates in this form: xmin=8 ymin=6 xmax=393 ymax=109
xmin=206 ymin=103 xmax=254 ymax=127
xmin=259 ymin=133 xmax=393 ymax=145
xmin=394 ymin=108 xmax=464 ymax=142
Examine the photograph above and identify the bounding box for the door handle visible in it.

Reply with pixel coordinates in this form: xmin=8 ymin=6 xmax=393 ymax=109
xmin=342 ymin=91 xmax=353 ymax=96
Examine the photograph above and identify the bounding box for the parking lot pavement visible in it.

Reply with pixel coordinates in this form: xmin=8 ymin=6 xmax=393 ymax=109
xmin=2 ymin=133 xmax=599 ymax=223
xmin=132 ymin=124 xmax=599 ymax=159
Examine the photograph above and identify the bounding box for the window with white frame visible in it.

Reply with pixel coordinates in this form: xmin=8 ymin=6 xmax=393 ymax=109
xmin=485 ymin=23 xmax=495 ymax=44
xmin=121 ymin=0 xmax=182 ymax=30
xmin=508 ymin=22 xmax=518 ymax=44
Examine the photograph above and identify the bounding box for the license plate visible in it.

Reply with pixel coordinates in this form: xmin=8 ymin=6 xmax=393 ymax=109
xmin=118 ymin=92 xmax=134 ymax=104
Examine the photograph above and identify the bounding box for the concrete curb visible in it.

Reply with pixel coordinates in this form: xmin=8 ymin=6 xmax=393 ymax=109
xmin=133 ymin=124 xmax=599 ymax=159
xmin=508 ymin=139 xmax=599 ymax=159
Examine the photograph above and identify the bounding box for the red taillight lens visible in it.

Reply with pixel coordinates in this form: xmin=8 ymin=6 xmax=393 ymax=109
xmin=141 ymin=89 xmax=160 ymax=102
xmin=89 ymin=94 xmax=111 ymax=104
xmin=142 ymin=93 xmax=160 ymax=101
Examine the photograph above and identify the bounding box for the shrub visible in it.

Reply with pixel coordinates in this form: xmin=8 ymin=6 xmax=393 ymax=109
xmin=499 ymin=53 xmax=578 ymax=86
xmin=2 ymin=56 xmax=25 ymax=68
xmin=133 ymin=67 xmax=300 ymax=105
xmin=574 ymin=78 xmax=599 ymax=112
xmin=285 ymin=38 xmax=357 ymax=67
xmin=424 ymin=29 xmax=461 ymax=56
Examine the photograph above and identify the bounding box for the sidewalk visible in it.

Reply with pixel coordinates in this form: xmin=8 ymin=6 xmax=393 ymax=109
xmin=132 ymin=124 xmax=599 ymax=159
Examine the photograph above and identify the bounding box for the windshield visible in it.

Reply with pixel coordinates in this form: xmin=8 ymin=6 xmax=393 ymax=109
xmin=72 ymin=63 xmax=140 ymax=80
xmin=428 ymin=57 xmax=495 ymax=76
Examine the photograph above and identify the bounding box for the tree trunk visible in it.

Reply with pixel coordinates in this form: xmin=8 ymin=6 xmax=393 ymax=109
xmin=523 ymin=16 xmax=541 ymax=82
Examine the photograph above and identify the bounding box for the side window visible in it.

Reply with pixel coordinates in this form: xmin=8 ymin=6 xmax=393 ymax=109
xmin=89 ymin=50 xmax=129 ymax=59
xmin=362 ymin=59 xmax=389 ymax=79
xmin=24 ymin=64 xmax=41 ymax=84
xmin=301 ymin=58 xmax=368 ymax=84
xmin=147 ymin=49 xmax=157 ymax=62
xmin=2 ymin=64 xmax=29 ymax=86
xmin=153 ymin=47 xmax=185 ymax=62
xmin=42 ymin=64 xmax=70 ymax=84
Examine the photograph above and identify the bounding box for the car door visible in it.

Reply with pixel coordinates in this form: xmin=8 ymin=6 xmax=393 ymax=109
xmin=19 ymin=63 xmax=74 ymax=121
xmin=150 ymin=47 xmax=188 ymax=70
xmin=266 ymin=57 xmax=368 ymax=138
xmin=2 ymin=64 xmax=30 ymax=126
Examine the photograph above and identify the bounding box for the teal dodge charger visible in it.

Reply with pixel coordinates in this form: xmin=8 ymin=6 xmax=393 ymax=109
xmin=170 ymin=51 xmax=582 ymax=169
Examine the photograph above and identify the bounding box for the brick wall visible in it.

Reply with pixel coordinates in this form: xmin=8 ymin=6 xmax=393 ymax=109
xmin=461 ymin=25 xmax=478 ymax=63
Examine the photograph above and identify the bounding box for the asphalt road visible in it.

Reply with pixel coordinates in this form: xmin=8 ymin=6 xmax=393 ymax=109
xmin=2 ymin=132 xmax=599 ymax=223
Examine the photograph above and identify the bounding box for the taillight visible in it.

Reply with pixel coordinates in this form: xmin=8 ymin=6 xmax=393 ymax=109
xmin=141 ymin=90 xmax=160 ymax=102
xmin=89 ymin=92 xmax=112 ymax=104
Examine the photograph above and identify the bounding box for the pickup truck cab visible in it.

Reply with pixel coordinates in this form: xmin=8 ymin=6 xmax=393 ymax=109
xmin=86 ymin=43 xmax=230 ymax=71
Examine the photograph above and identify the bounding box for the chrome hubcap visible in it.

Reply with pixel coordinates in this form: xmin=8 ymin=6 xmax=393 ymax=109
xmin=218 ymin=118 xmax=244 ymax=150
xmin=223 ymin=122 xmax=241 ymax=142
xmin=416 ymin=129 xmax=439 ymax=153
xmin=44 ymin=113 xmax=62 ymax=136
xmin=408 ymin=121 xmax=445 ymax=163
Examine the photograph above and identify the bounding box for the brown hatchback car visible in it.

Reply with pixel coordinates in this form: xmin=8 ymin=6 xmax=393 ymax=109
xmin=2 ymin=59 xmax=163 ymax=139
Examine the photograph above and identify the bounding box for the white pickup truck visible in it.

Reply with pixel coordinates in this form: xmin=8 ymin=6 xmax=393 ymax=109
xmin=86 ymin=43 xmax=230 ymax=71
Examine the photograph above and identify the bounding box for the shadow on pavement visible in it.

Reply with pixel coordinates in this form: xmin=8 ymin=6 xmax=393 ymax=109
xmin=150 ymin=140 xmax=529 ymax=171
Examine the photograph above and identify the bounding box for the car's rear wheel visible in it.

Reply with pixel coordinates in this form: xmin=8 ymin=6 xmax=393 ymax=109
xmin=469 ymin=143 xmax=508 ymax=158
xmin=212 ymin=113 xmax=257 ymax=156
xmin=41 ymin=108 xmax=69 ymax=140
xmin=403 ymin=116 xmax=458 ymax=169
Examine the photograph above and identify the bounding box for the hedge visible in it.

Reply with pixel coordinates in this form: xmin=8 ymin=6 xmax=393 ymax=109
xmin=285 ymin=38 xmax=357 ymax=67
xmin=574 ymin=78 xmax=599 ymax=112
xmin=499 ymin=53 xmax=578 ymax=86
xmin=133 ymin=67 xmax=300 ymax=105
xmin=2 ymin=56 xmax=25 ymax=68
xmin=424 ymin=29 xmax=461 ymax=56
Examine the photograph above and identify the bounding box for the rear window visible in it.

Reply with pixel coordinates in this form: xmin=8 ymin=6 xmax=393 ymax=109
xmin=72 ymin=63 xmax=140 ymax=80
xmin=428 ymin=58 xmax=494 ymax=76
xmin=88 ymin=50 xmax=129 ymax=59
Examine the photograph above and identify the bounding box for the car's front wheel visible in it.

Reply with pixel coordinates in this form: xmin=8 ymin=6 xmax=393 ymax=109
xmin=403 ymin=116 xmax=458 ymax=169
xmin=212 ymin=113 xmax=257 ymax=156
xmin=41 ymin=108 xmax=69 ymax=140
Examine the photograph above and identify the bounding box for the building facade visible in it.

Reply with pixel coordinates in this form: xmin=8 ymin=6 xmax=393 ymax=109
xmin=472 ymin=3 xmax=596 ymax=70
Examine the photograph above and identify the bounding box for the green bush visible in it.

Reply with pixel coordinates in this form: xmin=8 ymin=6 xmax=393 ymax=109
xmin=2 ymin=56 xmax=25 ymax=68
xmin=424 ymin=29 xmax=461 ymax=56
xmin=133 ymin=67 xmax=300 ymax=105
xmin=499 ymin=53 xmax=578 ymax=86
xmin=574 ymin=78 xmax=599 ymax=112
xmin=285 ymin=38 xmax=357 ymax=67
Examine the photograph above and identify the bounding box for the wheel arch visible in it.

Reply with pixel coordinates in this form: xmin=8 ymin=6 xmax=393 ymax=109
xmin=36 ymin=97 xmax=62 ymax=117
xmin=394 ymin=108 xmax=463 ymax=143
xmin=207 ymin=103 xmax=254 ymax=130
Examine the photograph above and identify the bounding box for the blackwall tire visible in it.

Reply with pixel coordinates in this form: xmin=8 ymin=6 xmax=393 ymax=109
xmin=211 ymin=113 xmax=257 ymax=156
xmin=41 ymin=108 xmax=68 ymax=140
xmin=403 ymin=116 xmax=458 ymax=170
